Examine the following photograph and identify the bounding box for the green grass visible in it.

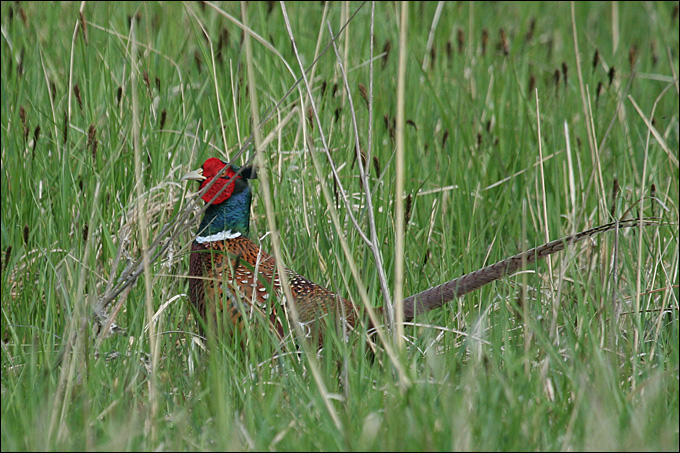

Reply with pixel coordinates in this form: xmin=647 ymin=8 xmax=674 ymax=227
xmin=2 ymin=1 xmax=678 ymax=451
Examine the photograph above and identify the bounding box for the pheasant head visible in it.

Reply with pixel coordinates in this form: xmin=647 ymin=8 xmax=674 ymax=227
xmin=182 ymin=158 xmax=257 ymax=239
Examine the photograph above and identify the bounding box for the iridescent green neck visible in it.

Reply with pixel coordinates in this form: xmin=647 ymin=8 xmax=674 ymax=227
xmin=197 ymin=183 xmax=251 ymax=238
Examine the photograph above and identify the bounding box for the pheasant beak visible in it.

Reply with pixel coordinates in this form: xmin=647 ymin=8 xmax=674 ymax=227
xmin=181 ymin=168 xmax=206 ymax=181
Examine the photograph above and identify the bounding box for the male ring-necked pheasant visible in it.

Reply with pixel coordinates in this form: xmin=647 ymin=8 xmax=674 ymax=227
xmin=184 ymin=157 xmax=643 ymax=343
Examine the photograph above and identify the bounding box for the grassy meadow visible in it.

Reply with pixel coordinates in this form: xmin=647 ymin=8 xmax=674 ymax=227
xmin=1 ymin=1 xmax=679 ymax=450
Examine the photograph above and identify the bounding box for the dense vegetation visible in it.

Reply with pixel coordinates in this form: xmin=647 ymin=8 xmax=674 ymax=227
xmin=2 ymin=2 xmax=678 ymax=450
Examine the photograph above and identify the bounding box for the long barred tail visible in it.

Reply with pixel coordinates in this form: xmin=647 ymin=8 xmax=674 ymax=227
xmin=402 ymin=219 xmax=653 ymax=321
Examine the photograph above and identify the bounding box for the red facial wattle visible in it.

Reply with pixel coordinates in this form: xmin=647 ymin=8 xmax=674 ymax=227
xmin=199 ymin=158 xmax=240 ymax=205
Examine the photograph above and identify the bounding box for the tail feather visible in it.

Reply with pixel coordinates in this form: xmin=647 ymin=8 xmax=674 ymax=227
xmin=402 ymin=219 xmax=651 ymax=321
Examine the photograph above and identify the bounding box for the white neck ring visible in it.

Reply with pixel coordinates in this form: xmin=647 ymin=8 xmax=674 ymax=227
xmin=195 ymin=230 xmax=241 ymax=243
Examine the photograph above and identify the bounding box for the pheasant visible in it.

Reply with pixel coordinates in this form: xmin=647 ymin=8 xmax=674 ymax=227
xmin=184 ymin=157 xmax=645 ymax=343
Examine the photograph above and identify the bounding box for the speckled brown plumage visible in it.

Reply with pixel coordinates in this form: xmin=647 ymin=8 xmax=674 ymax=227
xmin=189 ymin=235 xmax=357 ymax=341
